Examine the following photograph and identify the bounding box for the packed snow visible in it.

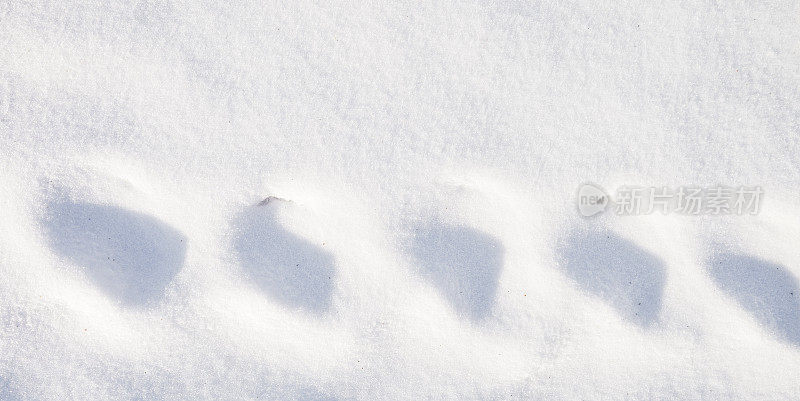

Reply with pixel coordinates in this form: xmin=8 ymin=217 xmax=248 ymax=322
xmin=1 ymin=0 xmax=799 ymax=399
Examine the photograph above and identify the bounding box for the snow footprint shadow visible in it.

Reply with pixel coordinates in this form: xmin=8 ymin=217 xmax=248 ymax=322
xmin=557 ymin=228 xmax=665 ymax=327
xmin=44 ymin=201 xmax=187 ymax=306
xmin=708 ymin=253 xmax=800 ymax=346
xmin=0 ymin=374 xmax=20 ymax=401
xmin=411 ymin=223 xmax=504 ymax=321
xmin=233 ymin=203 xmax=335 ymax=313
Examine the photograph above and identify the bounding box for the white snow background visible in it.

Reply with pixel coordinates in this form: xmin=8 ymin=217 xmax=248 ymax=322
xmin=1 ymin=0 xmax=800 ymax=399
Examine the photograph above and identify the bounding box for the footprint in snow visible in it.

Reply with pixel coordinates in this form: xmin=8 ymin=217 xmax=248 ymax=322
xmin=708 ymin=252 xmax=800 ymax=346
xmin=411 ymin=222 xmax=504 ymax=322
xmin=557 ymin=227 xmax=666 ymax=327
xmin=232 ymin=199 xmax=335 ymax=314
xmin=43 ymin=200 xmax=187 ymax=306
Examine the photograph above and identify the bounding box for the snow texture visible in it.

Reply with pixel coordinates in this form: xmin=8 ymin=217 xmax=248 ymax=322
xmin=1 ymin=0 xmax=800 ymax=399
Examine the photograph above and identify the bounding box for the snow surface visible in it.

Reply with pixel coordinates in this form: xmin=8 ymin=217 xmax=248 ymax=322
xmin=1 ymin=0 xmax=800 ymax=399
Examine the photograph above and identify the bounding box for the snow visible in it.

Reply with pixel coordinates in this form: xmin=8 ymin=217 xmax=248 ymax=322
xmin=2 ymin=0 xmax=800 ymax=399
